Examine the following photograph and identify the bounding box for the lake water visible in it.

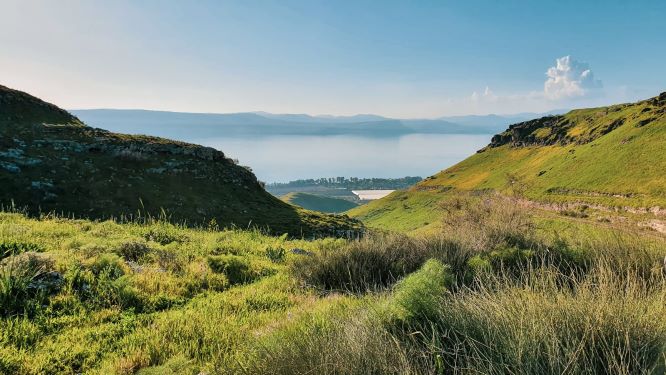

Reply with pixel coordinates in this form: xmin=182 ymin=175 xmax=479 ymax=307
xmin=191 ymin=134 xmax=492 ymax=183
xmin=352 ymin=190 xmax=395 ymax=200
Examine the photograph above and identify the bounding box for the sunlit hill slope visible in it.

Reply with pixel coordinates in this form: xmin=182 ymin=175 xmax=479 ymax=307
xmin=349 ymin=92 xmax=666 ymax=232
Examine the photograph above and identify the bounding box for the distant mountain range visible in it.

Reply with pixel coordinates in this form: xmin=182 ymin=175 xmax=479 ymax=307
xmin=70 ymin=109 xmax=568 ymax=139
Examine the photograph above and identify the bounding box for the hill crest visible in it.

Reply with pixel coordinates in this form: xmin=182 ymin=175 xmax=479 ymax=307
xmin=484 ymin=92 xmax=665 ymax=150
xmin=0 ymin=85 xmax=81 ymax=125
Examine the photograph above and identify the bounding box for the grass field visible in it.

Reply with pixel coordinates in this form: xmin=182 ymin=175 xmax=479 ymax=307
xmin=2 ymin=193 xmax=666 ymax=374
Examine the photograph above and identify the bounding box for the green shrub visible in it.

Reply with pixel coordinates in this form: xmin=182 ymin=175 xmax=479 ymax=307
xmin=0 ymin=240 xmax=44 ymax=260
xmin=144 ymin=225 xmax=186 ymax=245
xmin=115 ymin=240 xmax=151 ymax=261
xmin=199 ymin=272 xmax=229 ymax=292
xmin=440 ymin=193 xmax=537 ymax=252
xmin=0 ymin=252 xmax=58 ymax=317
xmin=459 ymin=236 xmax=590 ymax=283
xmin=66 ymin=254 xmax=143 ymax=310
xmin=465 ymin=246 xmax=535 ymax=280
xmin=291 ymin=233 xmax=431 ymax=293
xmin=265 ymin=246 xmax=286 ymax=263
xmin=88 ymin=253 xmax=126 ymax=279
xmin=150 ymin=247 xmax=185 ymax=273
xmin=437 ymin=195 xmax=592 ymax=285
xmin=207 ymin=243 xmax=239 ymax=255
xmin=207 ymin=255 xmax=263 ymax=285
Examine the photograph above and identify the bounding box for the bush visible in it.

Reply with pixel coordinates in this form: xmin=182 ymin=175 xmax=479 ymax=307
xmin=144 ymin=225 xmax=186 ymax=245
xmin=437 ymin=194 xmax=593 ymax=285
xmin=0 ymin=240 xmax=44 ymax=260
xmin=291 ymin=233 xmax=432 ymax=293
xmin=0 ymin=252 xmax=59 ymax=317
xmin=115 ymin=240 xmax=151 ymax=261
xmin=265 ymin=246 xmax=286 ymax=263
xmin=150 ymin=247 xmax=185 ymax=273
xmin=87 ymin=253 xmax=126 ymax=279
xmin=67 ymin=254 xmax=142 ymax=310
xmin=207 ymin=255 xmax=263 ymax=285
xmin=199 ymin=272 xmax=229 ymax=292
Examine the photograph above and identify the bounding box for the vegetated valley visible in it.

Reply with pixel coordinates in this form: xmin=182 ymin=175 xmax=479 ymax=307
xmin=2 ymin=86 xmax=666 ymax=374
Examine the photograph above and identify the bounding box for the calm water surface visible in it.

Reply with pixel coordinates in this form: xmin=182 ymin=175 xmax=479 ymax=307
xmin=192 ymin=134 xmax=491 ymax=183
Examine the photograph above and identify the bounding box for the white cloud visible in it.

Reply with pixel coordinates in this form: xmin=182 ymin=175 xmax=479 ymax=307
xmin=544 ymin=56 xmax=602 ymax=100
xmin=471 ymin=86 xmax=497 ymax=102
xmin=436 ymin=56 xmax=614 ymax=115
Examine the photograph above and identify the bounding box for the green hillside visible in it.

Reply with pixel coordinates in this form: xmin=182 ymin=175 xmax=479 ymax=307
xmin=349 ymin=92 xmax=666 ymax=233
xmin=281 ymin=192 xmax=359 ymax=213
xmin=0 ymin=85 xmax=361 ymax=237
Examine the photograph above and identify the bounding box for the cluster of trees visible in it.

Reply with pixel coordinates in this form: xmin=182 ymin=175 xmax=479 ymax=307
xmin=268 ymin=176 xmax=422 ymax=190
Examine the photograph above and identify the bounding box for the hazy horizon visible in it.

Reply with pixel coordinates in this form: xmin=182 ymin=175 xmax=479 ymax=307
xmin=68 ymin=106 xmax=567 ymax=120
xmin=2 ymin=1 xmax=664 ymax=118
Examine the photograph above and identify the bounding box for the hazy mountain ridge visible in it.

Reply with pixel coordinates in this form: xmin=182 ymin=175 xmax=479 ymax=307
xmin=70 ymin=108 xmax=563 ymax=139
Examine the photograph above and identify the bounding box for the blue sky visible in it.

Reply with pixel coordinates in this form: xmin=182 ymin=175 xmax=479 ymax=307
xmin=1 ymin=0 xmax=664 ymax=117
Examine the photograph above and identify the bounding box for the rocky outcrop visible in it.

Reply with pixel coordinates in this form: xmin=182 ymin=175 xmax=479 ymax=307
xmin=486 ymin=115 xmax=567 ymax=148
xmin=647 ymin=92 xmax=666 ymax=108
xmin=481 ymin=92 xmax=665 ymax=151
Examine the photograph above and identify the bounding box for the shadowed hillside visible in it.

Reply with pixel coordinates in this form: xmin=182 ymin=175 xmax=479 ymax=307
xmin=0 ymin=85 xmax=361 ymax=237
xmin=281 ymin=192 xmax=359 ymax=213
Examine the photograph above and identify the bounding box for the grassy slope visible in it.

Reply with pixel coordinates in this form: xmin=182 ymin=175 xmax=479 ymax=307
xmin=281 ymin=192 xmax=359 ymax=213
xmin=0 ymin=212 xmax=343 ymax=373
xmin=350 ymin=92 xmax=666 ymax=232
xmin=2 ymin=207 xmax=666 ymax=374
xmin=0 ymin=85 xmax=361 ymax=237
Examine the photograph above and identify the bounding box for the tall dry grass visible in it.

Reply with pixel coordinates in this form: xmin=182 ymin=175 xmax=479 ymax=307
xmin=268 ymin=193 xmax=666 ymax=374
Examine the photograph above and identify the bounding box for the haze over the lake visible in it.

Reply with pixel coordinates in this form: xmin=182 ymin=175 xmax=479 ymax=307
xmin=194 ymin=134 xmax=491 ymax=182
xmin=72 ymin=109 xmax=496 ymax=182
